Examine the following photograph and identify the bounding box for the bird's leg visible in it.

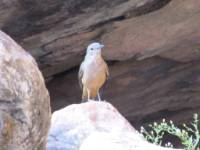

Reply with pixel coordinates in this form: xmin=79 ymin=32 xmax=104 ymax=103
xmin=97 ymin=91 xmax=101 ymax=101
xmin=87 ymin=89 xmax=91 ymax=101
xmin=82 ymin=87 xmax=88 ymax=103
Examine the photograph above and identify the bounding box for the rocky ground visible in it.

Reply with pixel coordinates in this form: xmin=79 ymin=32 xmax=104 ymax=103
xmin=0 ymin=0 xmax=200 ymax=128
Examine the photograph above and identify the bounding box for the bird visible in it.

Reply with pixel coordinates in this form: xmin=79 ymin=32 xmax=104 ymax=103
xmin=78 ymin=42 xmax=109 ymax=102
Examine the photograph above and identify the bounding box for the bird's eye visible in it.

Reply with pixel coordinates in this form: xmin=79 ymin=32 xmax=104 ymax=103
xmin=91 ymin=48 xmax=94 ymax=51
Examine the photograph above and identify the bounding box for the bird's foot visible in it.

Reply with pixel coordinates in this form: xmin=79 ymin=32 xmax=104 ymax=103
xmin=96 ymin=99 xmax=107 ymax=102
xmin=88 ymin=99 xmax=96 ymax=102
xmin=81 ymin=99 xmax=88 ymax=103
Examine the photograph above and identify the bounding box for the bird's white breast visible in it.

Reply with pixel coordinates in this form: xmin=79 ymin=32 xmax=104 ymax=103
xmin=82 ymin=55 xmax=106 ymax=88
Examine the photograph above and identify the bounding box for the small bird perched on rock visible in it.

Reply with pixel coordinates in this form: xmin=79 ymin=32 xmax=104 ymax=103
xmin=78 ymin=42 xmax=109 ymax=102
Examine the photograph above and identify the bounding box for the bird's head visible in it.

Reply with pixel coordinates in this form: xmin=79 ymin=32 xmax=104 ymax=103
xmin=86 ymin=42 xmax=104 ymax=56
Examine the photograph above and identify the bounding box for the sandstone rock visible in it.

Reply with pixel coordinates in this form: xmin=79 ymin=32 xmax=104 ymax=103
xmin=47 ymin=101 xmax=183 ymax=150
xmin=0 ymin=30 xmax=51 ymax=150
xmin=1 ymin=0 xmax=200 ymax=78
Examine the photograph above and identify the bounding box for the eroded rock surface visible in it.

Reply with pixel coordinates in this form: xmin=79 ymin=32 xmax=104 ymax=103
xmin=0 ymin=31 xmax=51 ymax=150
xmin=1 ymin=0 xmax=200 ymax=77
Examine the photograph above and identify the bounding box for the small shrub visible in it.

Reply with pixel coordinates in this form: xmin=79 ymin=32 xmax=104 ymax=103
xmin=140 ymin=114 xmax=200 ymax=150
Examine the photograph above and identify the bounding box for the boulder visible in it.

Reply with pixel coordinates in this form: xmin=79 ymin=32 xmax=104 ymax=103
xmin=0 ymin=30 xmax=51 ymax=150
xmin=47 ymin=101 xmax=183 ymax=150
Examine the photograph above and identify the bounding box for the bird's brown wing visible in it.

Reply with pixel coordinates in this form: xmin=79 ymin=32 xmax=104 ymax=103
xmin=104 ymin=61 xmax=109 ymax=79
xmin=98 ymin=61 xmax=109 ymax=98
xmin=78 ymin=63 xmax=84 ymax=90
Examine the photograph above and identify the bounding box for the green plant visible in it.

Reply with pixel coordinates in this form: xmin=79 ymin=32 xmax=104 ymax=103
xmin=140 ymin=114 xmax=200 ymax=150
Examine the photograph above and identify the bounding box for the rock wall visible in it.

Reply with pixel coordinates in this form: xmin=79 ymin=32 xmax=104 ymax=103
xmin=1 ymin=0 xmax=200 ymax=127
xmin=47 ymin=56 xmax=200 ymax=128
